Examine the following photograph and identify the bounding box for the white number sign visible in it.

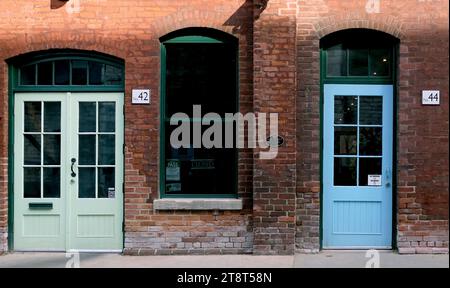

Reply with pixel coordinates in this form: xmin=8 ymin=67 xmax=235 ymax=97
xmin=422 ymin=90 xmax=440 ymax=105
xmin=132 ymin=89 xmax=151 ymax=104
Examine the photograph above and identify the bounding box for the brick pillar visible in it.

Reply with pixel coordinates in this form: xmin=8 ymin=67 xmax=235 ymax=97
xmin=0 ymin=61 xmax=8 ymax=253
xmin=252 ymin=0 xmax=297 ymax=255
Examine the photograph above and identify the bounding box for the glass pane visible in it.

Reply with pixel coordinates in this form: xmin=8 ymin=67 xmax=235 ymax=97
xmin=334 ymin=96 xmax=358 ymax=124
xmin=79 ymin=135 xmax=96 ymax=165
xmin=44 ymin=168 xmax=60 ymax=198
xmin=20 ymin=65 xmax=36 ymax=85
xmin=334 ymin=157 xmax=357 ymax=186
xmin=37 ymin=62 xmax=53 ymax=85
xmin=89 ymin=62 xmax=105 ymax=85
xmin=54 ymin=60 xmax=70 ymax=85
xmin=327 ymin=44 xmax=347 ymax=76
xmin=44 ymin=102 xmax=61 ymax=132
xmin=99 ymin=102 xmax=115 ymax=132
xmin=79 ymin=102 xmax=96 ymax=132
xmin=165 ymin=122 xmax=237 ymax=194
xmin=72 ymin=60 xmax=88 ymax=85
xmin=370 ymin=48 xmax=391 ymax=76
xmin=360 ymin=127 xmax=382 ymax=156
xmin=360 ymin=96 xmax=382 ymax=125
xmin=166 ymin=44 xmax=237 ymax=117
xmin=104 ymin=65 xmax=123 ymax=85
xmin=334 ymin=127 xmax=357 ymax=155
xmin=98 ymin=167 xmax=115 ymax=198
xmin=359 ymin=158 xmax=382 ymax=186
xmin=79 ymin=168 xmax=96 ymax=198
xmin=24 ymin=167 xmax=41 ymax=198
xmin=98 ymin=135 xmax=115 ymax=165
xmin=44 ymin=135 xmax=61 ymax=165
xmin=349 ymin=48 xmax=369 ymax=76
xmin=24 ymin=134 xmax=41 ymax=165
xmin=24 ymin=102 xmax=42 ymax=132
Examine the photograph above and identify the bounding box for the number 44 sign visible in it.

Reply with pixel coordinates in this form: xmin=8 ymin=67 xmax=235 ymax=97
xmin=132 ymin=89 xmax=151 ymax=104
xmin=422 ymin=90 xmax=440 ymax=105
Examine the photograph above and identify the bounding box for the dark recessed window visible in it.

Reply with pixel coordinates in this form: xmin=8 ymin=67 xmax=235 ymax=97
xmin=163 ymin=35 xmax=238 ymax=197
xmin=324 ymin=30 xmax=395 ymax=78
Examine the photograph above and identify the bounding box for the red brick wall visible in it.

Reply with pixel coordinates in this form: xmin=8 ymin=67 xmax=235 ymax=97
xmin=252 ymin=0 xmax=298 ymax=255
xmin=0 ymin=0 xmax=255 ymax=255
xmin=295 ymin=0 xmax=449 ymax=254
xmin=0 ymin=0 xmax=448 ymax=255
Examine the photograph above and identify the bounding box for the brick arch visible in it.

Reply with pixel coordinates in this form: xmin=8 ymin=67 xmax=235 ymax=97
xmin=150 ymin=9 xmax=237 ymax=39
xmin=314 ymin=14 xmax=404 ymax=40
xmin=2 ymin=32 xmax=128 ymax=62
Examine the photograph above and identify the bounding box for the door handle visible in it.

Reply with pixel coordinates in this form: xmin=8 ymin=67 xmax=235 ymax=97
xmin=385 ymin=168 xmax=391 ymax=187
xmin=71 ymin=158 xmax=77 ymax=177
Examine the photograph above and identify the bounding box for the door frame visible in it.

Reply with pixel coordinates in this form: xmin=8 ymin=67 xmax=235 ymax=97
xmin=319 ymin=30 xmax=400 ymax=250
xmin=6 ymin=50 xmax=125 ymax=251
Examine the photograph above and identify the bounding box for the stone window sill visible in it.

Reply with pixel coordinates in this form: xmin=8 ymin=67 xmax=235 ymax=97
xmin=153 ymin=198 xmax=243 ymax=211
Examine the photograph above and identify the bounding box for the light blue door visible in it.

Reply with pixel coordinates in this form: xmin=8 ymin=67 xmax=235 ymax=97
xmin=323 ymin=84 xmax=393 ymax=249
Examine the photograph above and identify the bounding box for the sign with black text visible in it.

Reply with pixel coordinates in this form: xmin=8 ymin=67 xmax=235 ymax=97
xmin=132 ymin=89 xmax=151 ymax=104
xmin=422 ymin=90 xmax=440 ymax=105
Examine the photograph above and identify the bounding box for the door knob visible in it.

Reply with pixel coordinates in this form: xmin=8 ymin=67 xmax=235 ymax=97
xmin=71 ymin=158 xmax=77 ymax=177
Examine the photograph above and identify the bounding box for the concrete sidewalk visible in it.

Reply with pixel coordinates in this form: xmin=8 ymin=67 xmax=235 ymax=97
xmin=0 ymin=251 xmax=448 ymax=268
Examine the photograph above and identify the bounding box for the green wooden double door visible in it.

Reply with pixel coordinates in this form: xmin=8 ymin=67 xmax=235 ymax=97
xmin=14 ymin=92 xmax=124 ymax=252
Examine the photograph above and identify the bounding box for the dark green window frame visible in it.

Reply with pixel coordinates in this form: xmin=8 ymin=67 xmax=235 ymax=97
xmin=159 ymin=28 xmax=239 ymax=199
xmin=10 ymin=50 xmax=125 ymax=92
xmin=321 ymin=29 xmax=397 ymax=85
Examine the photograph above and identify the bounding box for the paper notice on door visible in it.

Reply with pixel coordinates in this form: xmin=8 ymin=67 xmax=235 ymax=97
xmin=108 ymin=188 xmax=116 ymax=198
xmin=166 ymin=159 xmax=180 ymax=181
xmin=368 ymin=175 xmax=382 ymax=186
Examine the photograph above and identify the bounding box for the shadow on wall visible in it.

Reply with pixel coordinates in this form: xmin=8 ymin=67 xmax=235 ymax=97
xmin=51 ymin=0 xmax=68 ymax=10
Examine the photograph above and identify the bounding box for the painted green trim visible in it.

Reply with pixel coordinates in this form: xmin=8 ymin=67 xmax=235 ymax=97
xmin=7 ymin=51 xmax=124 ymax=68
xmin=391 ymin=41 xmax=400 ymax=251
xmin=7 ymin=65 xmax=16 ymax=251
xmin=319 ymin=49 xmax=325 ymax=251
xmin=13 ymin=86 xmax=124 ymax=92
xmin=322 ymin=48 xmax=395 ymax=85
xmin=7 ymin=50 xmax=125 ymax=91
xmin=163 ymin=36 xmax=223 ymax=44
xmin=159 ymin=30 xmax=239 ymax=199
xmin=160 ymin=27 xmax=238 ymax=45
xmin=323 ymin=78 xmax=393 ymax=85
xmin=159 ymin=43 xmax=166 ymax=199
xmin=28 ymin=203 xmax=53 ymax=209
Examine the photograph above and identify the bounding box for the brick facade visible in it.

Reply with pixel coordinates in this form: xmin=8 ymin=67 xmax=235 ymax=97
xmin=294 ymin=0 xmax=449 ymax=254
xmin=0 ymin=0 xmax=448 ymax=255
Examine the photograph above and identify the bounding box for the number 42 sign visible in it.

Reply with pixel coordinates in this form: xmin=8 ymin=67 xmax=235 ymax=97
xmin=422 ymin=90 xmax=440 ymax=105
xmin=132 ymin=89 xmax=151 ymax=104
